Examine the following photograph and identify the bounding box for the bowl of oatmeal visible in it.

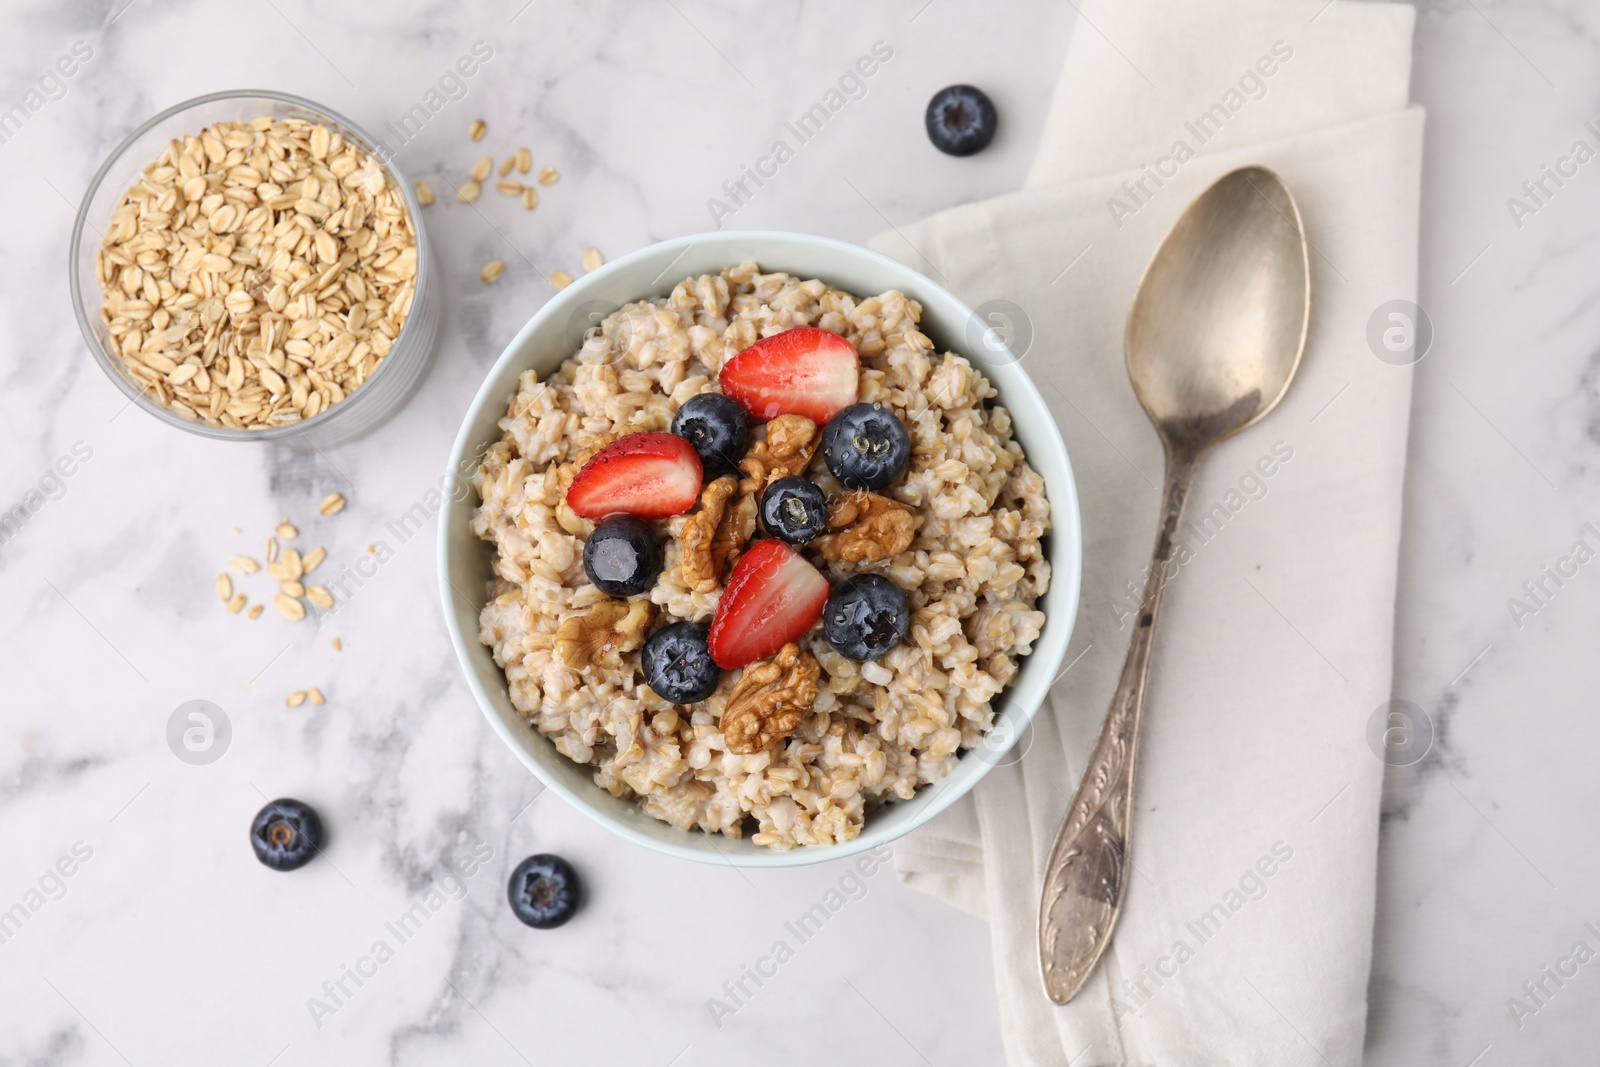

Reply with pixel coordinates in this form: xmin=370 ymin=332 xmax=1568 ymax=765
xmin=440 ymin=232 xmax=1080 ymax=866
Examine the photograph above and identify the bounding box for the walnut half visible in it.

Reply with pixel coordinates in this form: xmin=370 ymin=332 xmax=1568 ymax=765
xmin=721 ymin=643 xmax=821 ymax=754
xmin=739 ymin=414 xmax=821 ymax=485
xmin=813 ymin=491 xmax=915 ymax=563
xmin=679 ymin=475 xmax=750 ymax=592
xmin=555 ymin=599 xmax=654 ymax=671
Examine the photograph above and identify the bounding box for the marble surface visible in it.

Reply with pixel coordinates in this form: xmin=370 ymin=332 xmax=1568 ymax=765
xmin=0 ymin=0 xmax=1591 ymax=1064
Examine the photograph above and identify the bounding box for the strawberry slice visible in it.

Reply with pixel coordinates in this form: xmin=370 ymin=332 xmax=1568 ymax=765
xmin=718 ymin=327 xmax=859 ymax=424
xmin=707 ymin=539 xmax=829 ymax=669
xmin=566 ymin=432 xmax=703 ymax=520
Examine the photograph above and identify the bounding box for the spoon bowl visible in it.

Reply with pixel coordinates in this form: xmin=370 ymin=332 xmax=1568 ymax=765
xmin=1039 ymin=166 xmax=1310 ymax=1003
xmin=1125 ymin=166 xmax=1309 ymax=453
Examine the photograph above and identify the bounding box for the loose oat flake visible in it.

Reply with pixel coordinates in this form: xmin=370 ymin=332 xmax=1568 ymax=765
xmin=481 ymin=260 xmax=505 ymax=284
xmin=287 ymin=691 xmax=307 ymax=707
xmin=537 ymin=166 xmax=559 ymax=185
xmin=415 ymin=180 xmax=435 ymax=205
xmin=95 ymin=117 xmax=418 ymax=430
xmin=308 ymin=687 xmax=325 ymax=705
xmin=469 ymin=119 xmax=486 ymax=141
xmin=550 ymin=270 xmax=573 ymax=290
xmin=582 ymin=247 xmax=605 ymax=272
xmin=275 ymin=521 xmax=298 ymax=539
xmin=215 ymin=574 xmax=233 ymax=601
xmin=318 ymin=492 xmax=346 ymax=515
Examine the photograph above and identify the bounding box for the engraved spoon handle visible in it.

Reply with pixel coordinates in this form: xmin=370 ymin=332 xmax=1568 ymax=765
xmin=1038 ymin=445 xmax=1200 ymax=1004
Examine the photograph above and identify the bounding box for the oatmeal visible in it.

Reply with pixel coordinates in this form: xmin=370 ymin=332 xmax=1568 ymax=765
xmin=473 ymin=264 xmax=1050 ymax=848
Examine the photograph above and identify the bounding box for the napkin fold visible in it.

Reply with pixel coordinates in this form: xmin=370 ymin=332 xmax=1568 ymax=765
xmin=870 ymin=2 xmax=1423 ymax=1064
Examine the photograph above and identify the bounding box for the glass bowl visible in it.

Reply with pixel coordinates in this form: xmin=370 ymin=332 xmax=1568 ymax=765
xmin=69 ymin=90 xmax=440 ymax=447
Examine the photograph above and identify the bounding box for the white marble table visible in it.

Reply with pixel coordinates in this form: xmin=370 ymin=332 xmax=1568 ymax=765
xmin=0 ymin=1 xmax=1591 ymax=1064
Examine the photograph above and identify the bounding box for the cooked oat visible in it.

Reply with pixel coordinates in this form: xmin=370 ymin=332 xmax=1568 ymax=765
xmin=472 ymin=265 xmax=1050 ymax=849
xmin=94 ymin=117 xmax=417 ymax=430
xmin=318 ymin=492 xmax=346 ymax=515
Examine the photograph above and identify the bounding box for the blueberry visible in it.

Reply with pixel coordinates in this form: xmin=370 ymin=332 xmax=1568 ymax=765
xmin=671 ymin=393 xmax=749 ymax=477
xmin=925 ymin=85 xmax=998 ymax=157
xmin=583 ymin=517 xmax=662 ymax=596
xmin=822 ymin=403 xmax=911 ymax=492
xmin=759 ymin=477 xmax=829 ymax=544
xmin=641 ymin=621 xmax=722 ymax=703
xmin=824 ymin=574 xmax=910 ymax=661
xmin=507 ymin=853 xmax=581 ymax=929
xmin=250 ymin=798 xmax=323 ymax=872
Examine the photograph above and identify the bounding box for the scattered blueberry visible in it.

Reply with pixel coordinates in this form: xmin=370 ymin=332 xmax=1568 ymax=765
xmin=925 ymin=84 xmax=998 ymax=157
xmin=822 ymin=403 xmax=911 ymax=491
xmin=583 ymin=516 xmax=662 ymax=596
xmin=671 ymin=393 xmax=749 ymax=477
xmin=507 ymin=853 xmax=581 ymax=929
xmin=641 ymin=621 xmax=722 ymax=703
xmin=759 ymin=477 xmax=829 ymax=544
xmin=250 ymin=798 xmax=324 ymax=872
xmin=824 ymin=574 xmax=910 ymax=661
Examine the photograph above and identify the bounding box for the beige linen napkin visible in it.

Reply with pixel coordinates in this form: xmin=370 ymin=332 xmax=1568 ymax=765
xmin=870 ymin=1 xmax=1423 ymax=1064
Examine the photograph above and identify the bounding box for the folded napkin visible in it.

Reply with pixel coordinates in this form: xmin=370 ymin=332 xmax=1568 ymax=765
xmin=870 ymin=2 xmax=1423 ymax=1064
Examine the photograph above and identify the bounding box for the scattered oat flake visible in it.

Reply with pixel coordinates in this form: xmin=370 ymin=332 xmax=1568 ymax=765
xmin=273 ymin=594 xmax=307 ymax=621
xmin=302 ymin=546 xmax=327 ymax=573
xmin=266 ymin=537 xmax=280 ymax=563
xmin=457 ymin=180 xmax=481 ymax=204
xmin=306 ymin=586 xmax=335 ymax=610
xmin=247 ymin=604 xmax=264 ymax=620
xmin=332 ymin=637 xmax=343 ymax=651
xmin=366 ymin=544 xmax=376 ymax=554
xmin=481 ymin=260 xmax=506 ymax=284
xmin=229 ymin=554 xmax=261 ymax=574
xmin=319 ymin=493 xmax=346 ymax=515
xmin=309 ymin=688 xmax=326 ymax=706
xmin=550 ymin=270 xmax=573 ymax=290
xmin=215 ymin=574 xmax=233 ymax=601
xmin=281 ymin=580 xmax=306 ymax=597
xmin=582 ymin=247 xmax=605 ymax=272
xmin=415 ymin=180 xmax=435 ymax=205
xmin=226 ymin=593 xmax=247 ymax=614
xmin=469 ymin=119 xmax=486 ymax=141
xmin=522 ymin=187 xmax=537 ymax=211
xmin=287 ymin=691 xmax=307 ymax=708
xmin=470 ymin=156 xmax=494 ymax=183
xmin=499 ymin=156 xmax=516 ymax=178
xmin=516 ymin=147 xmax=531 ymax=174
xmin=538 ymin=166 xmax=560 ymax=185
xmin=495 ymin=180 xmax=523 ymax=196
xmin=276 ymin=521 xmax=298 ymax=539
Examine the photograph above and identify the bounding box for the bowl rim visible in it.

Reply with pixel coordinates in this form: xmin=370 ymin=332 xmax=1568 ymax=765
xmin=439 ymin=229 xmax=1082 ymax=866
xmin=68 ymin=88 xmax=433 ymax=442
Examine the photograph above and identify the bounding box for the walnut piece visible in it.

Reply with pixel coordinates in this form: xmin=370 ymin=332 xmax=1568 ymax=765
xmin=721 ymin=643 xmax=822 ymax=754
xmin=813 ymin=491 xmax=915 ymax=563
xmin=555 ymin=599 xmax=654 ymax=671
xmin=680 ymin=475 xmax=750 ymax=592
xmin=738 ymin=414 xmax=821 ymax=485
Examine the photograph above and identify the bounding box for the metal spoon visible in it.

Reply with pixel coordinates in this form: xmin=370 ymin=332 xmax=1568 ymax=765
xmin=1038 ymin=166 xmax=1310 ymax=1004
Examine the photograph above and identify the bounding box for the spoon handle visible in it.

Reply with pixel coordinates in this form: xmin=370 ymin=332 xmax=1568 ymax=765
xmin=1038 ymin=446 xmax=1200 ymax=1004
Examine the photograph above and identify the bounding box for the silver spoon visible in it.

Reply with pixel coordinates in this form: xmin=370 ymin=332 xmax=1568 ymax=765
xmin=1038 ymin=166 xmax=1310 ymax=1004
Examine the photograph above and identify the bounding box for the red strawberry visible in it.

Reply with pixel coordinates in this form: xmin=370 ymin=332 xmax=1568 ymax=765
xmin=718 ymin=327 xmax=859 ymax=424
xmin=566 ymin=432 xmax=703 ymax=520
xmin=707 ymin=539 xmax=829 ymax=669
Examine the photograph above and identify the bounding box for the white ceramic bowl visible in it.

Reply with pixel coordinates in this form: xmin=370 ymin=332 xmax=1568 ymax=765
xmin=439 ymin=231 xmax=1081 ymax=867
